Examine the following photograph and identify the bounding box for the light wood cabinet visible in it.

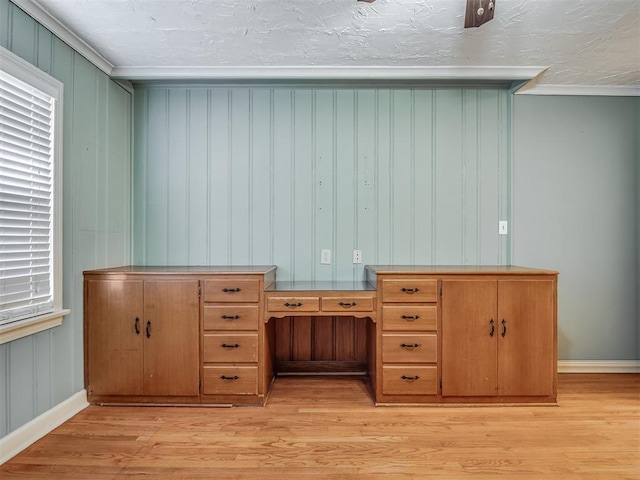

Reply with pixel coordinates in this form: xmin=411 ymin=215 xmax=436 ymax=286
xmin=85 ymin=279 xmax=144 ymax=396
xmin=85 ymin=265 xmax=556 ymax=406
xmin=377 ymin=276 xmax=440 ymax=401
xmin=85 ymin=278 xmax=199 ymax=398
xmin=441 ymin=278 xmax=556 ymax=398
xmin=84 ymin=266 xmax=276 ymax=405
xmin=201 ymin=275 xmax=264 ymax=401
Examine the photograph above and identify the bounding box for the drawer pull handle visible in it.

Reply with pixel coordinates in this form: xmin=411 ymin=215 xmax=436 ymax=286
xmin=501 ymin=319 xmax=507 ymax=337
xmin=221 ymin=315 xmax=240 ymax=320
xmin=401 ymin=375 xmax=420 ymax=381
xmin=220 ymin=375 xmax=239 ymax=381
xmin=400 ymin=343 xmax=420 ymax=349
xmin=284 ymin=302 xmax=303 ymax=307
xmin=338 ymin=302 xmax=357 ymax=307
xmin=222 ymin=288 xmax=241 ymax=293
xmin=401 ymin=287 xmax=419 ymax=293
xmin=489 ymin=318 xmax=495 ymax=337
xmin=134 ymin=317 xmax=140 ymax=335
xmin=145 ymin=321 xmax=151 ymax=338
xmin=401 ymin=315 xmax=420 ymax=320
xmin=221 ymin=343 xmax=240 ymax=349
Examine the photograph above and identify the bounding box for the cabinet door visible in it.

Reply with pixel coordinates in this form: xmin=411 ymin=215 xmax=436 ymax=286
xmin=143 ymin=280 xmax=200 ymax=396
xmin=86 ymin=279 xmax=144 ymax=396
xmin=442 ymin=280 xmax=498 ymax=396
xmin=498 ymin=280 xmax=555 ymax=396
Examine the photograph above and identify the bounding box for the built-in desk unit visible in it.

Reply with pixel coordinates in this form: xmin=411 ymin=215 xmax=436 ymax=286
xmin=84 ymin=265 xmax=558 ymax=406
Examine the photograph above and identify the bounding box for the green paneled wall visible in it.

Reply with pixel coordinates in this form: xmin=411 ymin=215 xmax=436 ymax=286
xmin=1 ymin=0 xmax=132 ymax=437
xmin=134 ymin=86 xmax=510 ymax=280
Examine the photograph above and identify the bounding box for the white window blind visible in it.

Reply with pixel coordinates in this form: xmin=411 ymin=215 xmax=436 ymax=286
xmin=0 ymin=69 xmax=55 ymax=325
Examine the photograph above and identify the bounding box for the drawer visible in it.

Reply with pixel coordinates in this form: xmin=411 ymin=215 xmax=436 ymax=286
xmin=321 ymin=296 xmax=374 ymax=313
xmin=382 ymin=365 xmax=438 ymax=395
xmin=203 ymin=334 xmax=258 ymax=363
xmin=382 ymin=305 xmax=437 ymax=331
xmin=204 ymin=306 xmax=259 ymax=331
xmin=382 ymin=334 xmax=437 ymax=364
xmin=382 ymin=279 xmax=438 ymax=303
xmin=204 ymin=279 xmax=260 ymax=303
xmin=203 ymin=366 xmax=258 ymax=395
xmin=266 ymin=296 xmax=320 ymax=312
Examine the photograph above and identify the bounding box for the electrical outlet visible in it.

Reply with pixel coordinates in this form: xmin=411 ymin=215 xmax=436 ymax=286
xmin=499 ymin=221 xmax=508 ymax=235
xmin=353 ymin=249 xmax=362 ymax=264
xmin=321 ymin=249 xmax=331 ymax=264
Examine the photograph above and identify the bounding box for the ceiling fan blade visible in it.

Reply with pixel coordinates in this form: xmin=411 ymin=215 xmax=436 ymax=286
xmin=464 ymin=0 xmax=495 ymax=28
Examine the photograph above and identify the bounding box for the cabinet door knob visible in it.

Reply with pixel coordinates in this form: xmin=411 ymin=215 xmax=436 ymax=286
xmin=501 ymin=319 xmax=507 ymax=337
xmin=338 ymin=302 xmax=356 ymax=307
xmin=489 ymin=319 xmax=495 ymax=337
xmin=221 ymin=343 xmax=240 ymax=349
xmin=401 ymin=287 xmax=419 ymax=293
xmin=400 ymin=343 xmax=420 ymax=349
xmin=220 ymin=375 xmax=239 ymax=381
xmin=222 ymin=287 xmax=241 ymax=293
xmin=134 ymin=317 xmax=140 ymax=335
xmin=145 ymin=321 xmax=151 ymax=338
xmin=401 ymin=375 xmax=420 ymax=381
xmin=221 ymin=315 xmax=240 ymax=320
xmin=284 ymin=302 xmax=303 ymax=307
xmin=401 ymin=315 xmax=420 ymax=320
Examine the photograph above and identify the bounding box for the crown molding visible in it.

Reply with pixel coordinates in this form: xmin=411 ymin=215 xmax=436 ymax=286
xmin=516 ymin=84 xmax=640 ymax=96
xmin=111 ymin=65 xmax=549 ymax=84
xmin=11 ymin=0 xmax=114 ymax=75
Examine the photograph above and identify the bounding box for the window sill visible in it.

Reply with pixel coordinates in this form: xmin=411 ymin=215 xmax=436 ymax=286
xmin=0 ymin=309 xmax=71 ymax=345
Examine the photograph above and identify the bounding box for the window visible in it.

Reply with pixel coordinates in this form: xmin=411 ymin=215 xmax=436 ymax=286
xmin=0 ymin=46 xmax=68 ymax=344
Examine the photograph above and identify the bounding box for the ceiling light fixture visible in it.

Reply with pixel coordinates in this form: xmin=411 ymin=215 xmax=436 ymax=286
xmin=464 ymin=0 xmax=496 ymax=28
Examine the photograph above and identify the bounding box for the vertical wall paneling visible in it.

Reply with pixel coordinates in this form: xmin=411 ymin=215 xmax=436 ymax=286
xmin=375 ymin=90 xmax=392 ymax=265
xmin=133 ymin=88 xmax=147 ymax=263
xmin=335 ymin=90 xmax=356 ymax=280
xmin=314 ymin=90 xmax=335 ymax=281
xmin=210 ymin=89 xmax=231 ymax=264
xmin=167 ymin=89 xmax=189 ymax=264
xmin=271 ymin=90 xmax=294 ymax=280
xmin=355 ymin=91 xmax=376 ymax=268
xmin=134 ymin=85 xmax=510 ymax=279
xmin=412 ymin=90 xmax=434 ymax=264
xmin=1 ymin=0 xmax=132 ymax=437
xmin=391 ymin=90 xmax=413 ymax=264
xmin=251 ymin=89 xmax=272 ymax=265
xmin=186 ymin=88 xmax=209 ymax=264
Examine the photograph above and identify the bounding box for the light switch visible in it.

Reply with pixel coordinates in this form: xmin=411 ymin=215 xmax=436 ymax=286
xmin=321 ymin=249 xmax=331 ymax=264
xmin=499 ymin=221 xmax=508 ymax=235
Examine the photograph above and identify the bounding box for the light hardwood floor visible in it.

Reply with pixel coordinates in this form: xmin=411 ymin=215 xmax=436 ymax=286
xmin=1 ymin=374 xmax=638 ymax=479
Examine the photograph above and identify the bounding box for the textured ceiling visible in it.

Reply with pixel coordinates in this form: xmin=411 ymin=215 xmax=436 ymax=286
xmin=29 ymin=0 xmax=640 ymax=86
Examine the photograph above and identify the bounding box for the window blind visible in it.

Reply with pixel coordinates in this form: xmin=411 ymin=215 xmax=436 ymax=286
xmin=0 ymin=70 xmax=55 ymax=325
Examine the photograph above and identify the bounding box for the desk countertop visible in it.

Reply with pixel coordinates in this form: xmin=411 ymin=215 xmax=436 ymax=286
xmin=265 ymin=281 xmax=375 ymax=292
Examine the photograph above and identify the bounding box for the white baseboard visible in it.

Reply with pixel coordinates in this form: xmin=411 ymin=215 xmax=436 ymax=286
xmin=558 ymin=360 xmax=640 ymax=373
xmin=0 ymin=389 xmax=88 ymax=465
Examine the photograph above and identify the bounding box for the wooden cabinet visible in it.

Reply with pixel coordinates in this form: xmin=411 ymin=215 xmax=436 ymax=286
xmin=202 ymin=276 xmax=262 ymax=400
xmin=377 ymin=277 xmax=439 ymax=400
xmin=85 ymin=265 xmax=556 ymax=406
xmin=84 ymin=266 xmax=275 ymax=405
xmin=441 ymin=278 xmax=556 ymax=398
xmin=85 ymin=278 xmax=199 ymax=399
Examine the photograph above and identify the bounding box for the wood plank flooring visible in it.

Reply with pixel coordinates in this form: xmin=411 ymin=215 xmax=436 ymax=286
xmin=1 ymin=374 xmax=638 ymax=479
